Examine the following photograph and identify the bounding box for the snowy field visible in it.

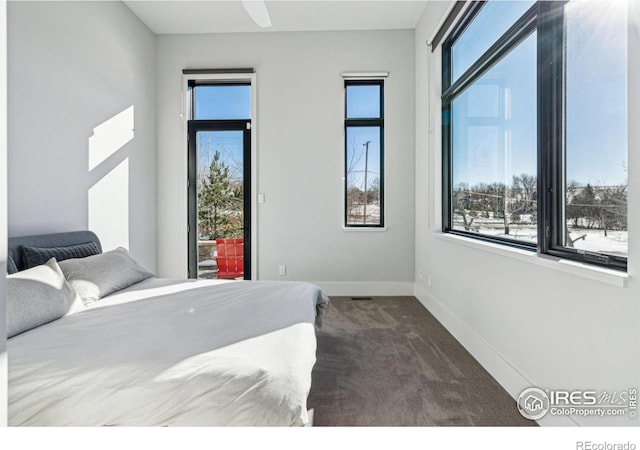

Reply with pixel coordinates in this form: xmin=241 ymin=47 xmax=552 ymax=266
xmin=347 ymin=204 xmax=381 ymax=225
xmin=569 ymin=230 xmax=627 ymax=257
xmin=453 ymin=221 xmax=627 ymax=257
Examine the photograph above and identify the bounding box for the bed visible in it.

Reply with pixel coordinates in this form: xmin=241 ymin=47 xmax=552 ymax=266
xmin=7 ymin=231 xmax=329 ymax=426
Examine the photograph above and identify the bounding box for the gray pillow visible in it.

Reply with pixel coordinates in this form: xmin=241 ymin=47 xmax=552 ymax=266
xmin=7 ymin=258 xmax=84 ymax=338
xmin=22 ymin=242 xmax=101 ymax=269
xmin=59 ymin=247 xmax=154 ymax=305
xmin=7 ymin=249 xmax=18 ymax=274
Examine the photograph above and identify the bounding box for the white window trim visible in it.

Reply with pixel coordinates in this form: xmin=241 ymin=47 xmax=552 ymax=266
xmin=434 ymin=232 xmax=628 ymax=288
xmin=341 ymin=72 xmax=388 ymax=231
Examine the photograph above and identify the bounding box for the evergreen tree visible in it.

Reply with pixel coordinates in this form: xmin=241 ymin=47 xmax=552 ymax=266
xmin=197 ymin=151 xmax=243 ymax=239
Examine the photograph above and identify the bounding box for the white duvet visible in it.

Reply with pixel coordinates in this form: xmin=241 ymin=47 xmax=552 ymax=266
xmin=8 ymin=278 xmax=329 ymax=426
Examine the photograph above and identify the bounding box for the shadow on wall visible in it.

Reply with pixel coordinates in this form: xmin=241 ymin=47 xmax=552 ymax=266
xmin=87 ymin=105 xmax=134 ymax=252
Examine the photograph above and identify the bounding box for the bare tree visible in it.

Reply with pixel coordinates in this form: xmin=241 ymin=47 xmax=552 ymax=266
xmin=597 ymin=184 xmax=627 ymax=237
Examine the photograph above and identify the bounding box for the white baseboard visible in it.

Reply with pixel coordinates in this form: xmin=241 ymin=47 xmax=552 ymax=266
xmin=413 ymin=284 xmax=577 ymax=427
xmin=0 ymin=350 xmax=6 ymax=426
xmin=312 ymin=281 xmax=415 ymax=297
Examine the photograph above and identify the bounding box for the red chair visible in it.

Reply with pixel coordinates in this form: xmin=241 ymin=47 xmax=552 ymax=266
xmin=215 ymin=238 xmax=244 ymax=279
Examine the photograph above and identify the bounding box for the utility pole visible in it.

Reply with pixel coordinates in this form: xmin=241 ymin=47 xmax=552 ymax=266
xmin=363 ymin=140 xmax=370 ymax=224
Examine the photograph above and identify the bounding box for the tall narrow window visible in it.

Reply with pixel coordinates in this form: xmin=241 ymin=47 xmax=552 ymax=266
xmin=442 ymin=0 xmax=627 ymax=271
xmin=344 ymin=80 xmax=384 ymax=227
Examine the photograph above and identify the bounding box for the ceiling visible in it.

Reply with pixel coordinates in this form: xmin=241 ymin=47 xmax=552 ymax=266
xmin=123 ymin=1 xmax=432 ymax=35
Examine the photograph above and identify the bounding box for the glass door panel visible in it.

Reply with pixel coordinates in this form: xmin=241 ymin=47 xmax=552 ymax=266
xmin=195 ymin=130 xmax=245 ymax=279
xmin=188 ymin=121 xmax=250 ymax=280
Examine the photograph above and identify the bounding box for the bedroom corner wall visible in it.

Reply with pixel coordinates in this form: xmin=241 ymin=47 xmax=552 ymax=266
xmin=0 ymin=0 xmax=7 ymax=428
xmin=414 ymin=2 xmax=640 ymax=426
xmin=7 ymin=1 xmax=157 ymax=271
xmin=156 ymin=30 xmax=415 ymax=293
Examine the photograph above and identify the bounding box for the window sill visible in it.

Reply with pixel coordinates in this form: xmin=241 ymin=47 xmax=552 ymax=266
xmin=343 ymin=226 xmax=388 ymax=232
xmin=434 ymin=232 xmax=628 ymax=288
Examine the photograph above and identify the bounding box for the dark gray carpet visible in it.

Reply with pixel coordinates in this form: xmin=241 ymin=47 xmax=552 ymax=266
xmin=307 ymin=296 xmax=536 ymax=426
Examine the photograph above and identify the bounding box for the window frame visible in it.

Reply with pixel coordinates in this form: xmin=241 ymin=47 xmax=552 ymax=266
xmin=186 ymin=80 xmax=253 ymax=280
xmin=441 ymin=1 xmax=628 ymax=271
xmin=344 ymin=79 xmax=385 ymax=228
xmin=181 ymin=72 xmax=258 ymax=280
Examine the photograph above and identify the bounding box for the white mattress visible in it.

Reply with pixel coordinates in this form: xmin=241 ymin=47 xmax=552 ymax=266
xmin=8 ymin=278 xmax=329 ymax=426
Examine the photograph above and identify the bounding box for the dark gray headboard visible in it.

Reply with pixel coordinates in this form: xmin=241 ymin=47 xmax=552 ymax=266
xmin=8 ymin=230 xmax=102 ymax=272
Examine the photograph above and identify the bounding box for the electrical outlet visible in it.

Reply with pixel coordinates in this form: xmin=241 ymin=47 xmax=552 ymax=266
xmin=418 ymin=270 xmax=423 ymax=281
xmin=278 ymin=265 xmax=286 ymax=276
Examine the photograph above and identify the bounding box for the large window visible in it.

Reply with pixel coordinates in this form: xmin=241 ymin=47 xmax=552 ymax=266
xmin=344 ymin=80 xmax=384 ymax=227
xmin=442 ymin=0 xmax=627 ymax=270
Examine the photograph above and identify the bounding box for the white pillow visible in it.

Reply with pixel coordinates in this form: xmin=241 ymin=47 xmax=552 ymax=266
xmin=7 ymin=258 xmax=84 ymax=338
xmin=59 ymin=247 xmax=154 ymax=305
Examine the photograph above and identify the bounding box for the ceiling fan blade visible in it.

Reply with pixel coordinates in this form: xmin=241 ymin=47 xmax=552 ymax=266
xmin=242 ymin=0 xmax=272 ymax=28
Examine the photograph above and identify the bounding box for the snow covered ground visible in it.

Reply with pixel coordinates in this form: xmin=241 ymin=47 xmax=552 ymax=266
xmin=347 ymin=204 xmax=381 ymax=225
xmin=453 ymin=221 xmax=627 ymax=257
xmin=569 ymin=229 xmax=627 ymax=257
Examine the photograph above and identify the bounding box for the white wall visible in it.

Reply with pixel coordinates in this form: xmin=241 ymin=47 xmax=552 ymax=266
xmin=0 ymin=0 xmax=7 ymax=428
xmin=415 ymin=2 xmax=640 ymax=426
xmin=7 ymin=1 xmax=157 ymax=270
xmin=156 ymin=30 xmax=415 ymax=294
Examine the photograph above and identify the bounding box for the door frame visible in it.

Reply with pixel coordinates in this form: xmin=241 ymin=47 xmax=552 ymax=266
xmin=182 ymin=72 xmax=258 ymax=280
xmin=187 ymin=120 xmax=251 ymax=279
